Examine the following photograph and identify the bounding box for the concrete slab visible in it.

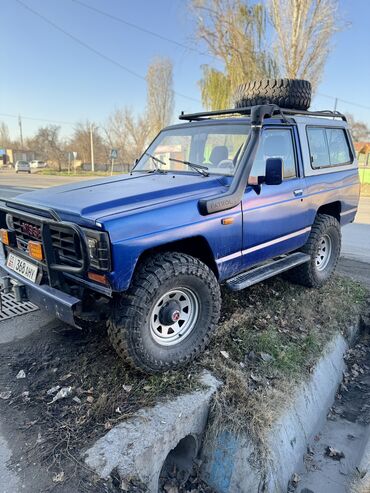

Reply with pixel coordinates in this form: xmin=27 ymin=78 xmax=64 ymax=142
xmin=84 ymin=372 xmax=221 ymax=492
xmin=201 ymin=330 xmax=358 ymax=493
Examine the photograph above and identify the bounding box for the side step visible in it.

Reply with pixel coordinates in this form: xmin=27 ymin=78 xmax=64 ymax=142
xmin=226 ymin=252 xmax=310 ymax=291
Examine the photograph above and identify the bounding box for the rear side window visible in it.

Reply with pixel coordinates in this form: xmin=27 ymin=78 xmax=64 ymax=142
xmin=326 ymin=128 xmax=351 ymax=165
xmin=307 ymin=127 xmax=352 ymax=169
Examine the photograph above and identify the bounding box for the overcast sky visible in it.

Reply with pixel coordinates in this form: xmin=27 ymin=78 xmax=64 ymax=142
xmin=2 ymin=0 xmax=370 ymax=139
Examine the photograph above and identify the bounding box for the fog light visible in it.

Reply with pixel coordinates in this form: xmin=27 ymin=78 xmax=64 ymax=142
xmin=28 ymin=241 xmax=44 ymax=261
xmin=0 ymin=229 xmax=9 ymax=245
xmin=87 ymin=271 xmax=108 ymax=285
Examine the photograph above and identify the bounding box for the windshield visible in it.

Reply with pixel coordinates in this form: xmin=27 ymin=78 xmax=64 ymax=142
xmin=134 ymin=123 xmax=250 ymax=176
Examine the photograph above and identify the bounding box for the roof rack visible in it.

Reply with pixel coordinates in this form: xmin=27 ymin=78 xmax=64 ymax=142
xmin=179 ymin=106 xmax=347 ymax=122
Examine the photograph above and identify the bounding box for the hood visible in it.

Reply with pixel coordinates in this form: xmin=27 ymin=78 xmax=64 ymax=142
xmin=11 ymin=172 xmax=228 ymax=225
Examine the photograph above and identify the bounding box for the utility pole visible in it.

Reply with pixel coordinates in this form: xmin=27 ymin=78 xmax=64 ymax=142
xmin=90 ymin=123 xmax=95 ymax=173
xmin=333 ymin=97 xmax=338 ymax=112
xmin=18 ymin=115 xmax=24 ymax=147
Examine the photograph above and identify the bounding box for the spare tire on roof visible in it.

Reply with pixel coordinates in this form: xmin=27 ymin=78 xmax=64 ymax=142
xmin=234 ymin=78 xmax=311 ymax=111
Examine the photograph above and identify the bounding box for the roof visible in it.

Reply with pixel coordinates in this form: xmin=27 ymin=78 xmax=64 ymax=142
xmin=354 ymin=142 xmax=370 ymax=153
xmin=165 ymin=113 xmax=347 ymax=132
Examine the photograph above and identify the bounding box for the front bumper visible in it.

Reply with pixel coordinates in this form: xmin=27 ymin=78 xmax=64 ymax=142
xmin=0 ymin=256 xmax=81 ymax=327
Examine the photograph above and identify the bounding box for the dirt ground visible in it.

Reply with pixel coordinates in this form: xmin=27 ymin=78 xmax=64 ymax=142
xmin=0 ymin=274 xmax=367 ymax=492
xmin=0 ymin=324 xmax=199 ymax=492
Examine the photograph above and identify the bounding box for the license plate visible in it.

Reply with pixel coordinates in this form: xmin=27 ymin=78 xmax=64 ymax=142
xmin=6 ymin=253 xmax=38 ymax=283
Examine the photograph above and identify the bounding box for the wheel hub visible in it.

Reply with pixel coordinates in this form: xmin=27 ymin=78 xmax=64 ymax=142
xmin=158 ymin=300 xmax=182 ymax=325
xmin=150 ymin=288 xmax=199 ymax=347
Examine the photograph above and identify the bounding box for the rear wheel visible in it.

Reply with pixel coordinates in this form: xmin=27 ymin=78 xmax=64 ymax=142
xmin=107 ymin=252 xmax=221 ymax=373
xmin=286 ymin=214 xmax=341 ymax=287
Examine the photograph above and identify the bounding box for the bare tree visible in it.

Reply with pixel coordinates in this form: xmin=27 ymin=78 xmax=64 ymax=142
xmin=268 ymin=0 xmax=341 ymax=91
xmin=191 ymin=0 xmax=278 ymax=109
xmin=70 ymin=121 xmax=107 ymax=165
xmin=105 ymin=108 xmax=151 ymax=165
xmin=28 ymin=125 xmax=65 ymax=171
xmin=146 ymin=57 xmax=174 ymax=136
xmin=104 ymin=109 xmax=132 ymax=164
xmin=345 ymin=114 xmax=370 ymax=142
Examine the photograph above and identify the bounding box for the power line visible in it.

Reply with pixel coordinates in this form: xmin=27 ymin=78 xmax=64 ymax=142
xmin=0 ymin=112 xmax=74 ymax=125
xmin=71 ymin=0 xmax=213 ymax=59
xmin=15 ymin=0 xmax=201 ymax=104
xmin=317 ymin=92 xmax=370 ymax=112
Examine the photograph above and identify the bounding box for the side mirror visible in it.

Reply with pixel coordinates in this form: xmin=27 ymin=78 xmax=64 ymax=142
xmin=265 ymin=158 xmax=283 ymax=185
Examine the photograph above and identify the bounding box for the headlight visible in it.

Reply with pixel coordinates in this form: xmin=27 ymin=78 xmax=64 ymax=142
xmin=82 ymin=229 xmax=111 ymax=271
xmin=5 ymin=214 xmax=14 ymax=230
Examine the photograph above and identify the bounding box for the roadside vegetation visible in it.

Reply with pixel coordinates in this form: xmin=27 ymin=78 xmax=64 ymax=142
xmin=202 ymin=276 xmax=367 ymax=454
xmin=0 ymin=274 xmax=367 ymax=489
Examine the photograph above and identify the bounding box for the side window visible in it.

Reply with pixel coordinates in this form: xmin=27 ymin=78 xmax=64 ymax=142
xmin=307 ymin=128 xmax=330 ymax=168
xmin=326 ymin=128 xmax=351 ymax=165
xmin=250 ymin=128 xmax=297 ymax=179
xmin=307 ymin=127 xmax=352 ymax=168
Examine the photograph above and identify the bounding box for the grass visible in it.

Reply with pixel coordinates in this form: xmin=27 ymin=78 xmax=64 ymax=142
xmin=197 ymin=275 xmax=367 ymax=457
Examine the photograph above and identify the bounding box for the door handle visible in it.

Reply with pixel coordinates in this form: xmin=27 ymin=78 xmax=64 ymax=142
xmin=293 ymin=189 xmax=303 ymax=197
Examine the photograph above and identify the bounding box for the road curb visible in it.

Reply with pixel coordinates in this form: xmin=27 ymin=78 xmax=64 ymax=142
xmin=199 ymin=330 xmax=358 ymax=492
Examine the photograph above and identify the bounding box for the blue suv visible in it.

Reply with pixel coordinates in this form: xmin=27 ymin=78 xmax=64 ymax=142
xmin=0 ymin=79 xmax=359 ymax=373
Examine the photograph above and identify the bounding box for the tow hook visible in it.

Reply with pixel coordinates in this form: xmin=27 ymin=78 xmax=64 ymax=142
xmin=13 ymin=283 xmax=28 ymax=303
xmin=0 ymin=276 xmax=12 ymax=294
xmin=0 ymin=276 xmax=29 ymax=304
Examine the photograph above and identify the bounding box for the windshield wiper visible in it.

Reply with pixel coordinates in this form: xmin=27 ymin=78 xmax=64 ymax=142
xmin=168 ymin=157 xmax=209 ymax=177
xmin=144 ymin=152 xmax=167 ymax=173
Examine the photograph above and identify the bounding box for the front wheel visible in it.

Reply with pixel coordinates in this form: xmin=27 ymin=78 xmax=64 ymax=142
xmin=286 ymin=214 xmax=341 ymax=288
xmin=107 ymin=252 xmax=221 ymax=373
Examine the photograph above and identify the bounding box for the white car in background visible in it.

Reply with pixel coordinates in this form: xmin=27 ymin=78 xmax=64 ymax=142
xmin=30 ymin=160 xmax=47 ymax=169
xmin=15 ymin=160 xmax=31 ymax=173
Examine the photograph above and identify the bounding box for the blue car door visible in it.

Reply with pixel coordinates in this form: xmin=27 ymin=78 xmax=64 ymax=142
xmin=241 ymin=126 xmax=310 ymax=270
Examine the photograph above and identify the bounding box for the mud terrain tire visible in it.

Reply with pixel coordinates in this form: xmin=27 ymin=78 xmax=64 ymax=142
xmin=234 ymin=79 xmax=311 ymax=110
xmin=107 ymin=252 xmax=221 ymax=373
xmin=286 ymin=214 xmax=341 ymax=288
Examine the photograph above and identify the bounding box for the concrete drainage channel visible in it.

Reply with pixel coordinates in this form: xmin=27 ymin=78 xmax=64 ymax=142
xmin=85 ymin=371 xmax=221 ymax=491
xmin=84 ymin=320 xmax=370 ymax=493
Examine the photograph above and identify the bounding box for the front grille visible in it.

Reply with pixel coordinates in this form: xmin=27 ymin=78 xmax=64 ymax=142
xmin=11 ymin=216 xmax=83 ymax=268
xmin=50 ymin=225 xmax=82 ymax=267
xmin=12 ymin=216 xmax=42 ymax=255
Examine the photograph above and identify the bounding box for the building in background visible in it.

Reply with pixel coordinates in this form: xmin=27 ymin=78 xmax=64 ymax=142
xmin=0 ymin=148 xmax=36 ymax=167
